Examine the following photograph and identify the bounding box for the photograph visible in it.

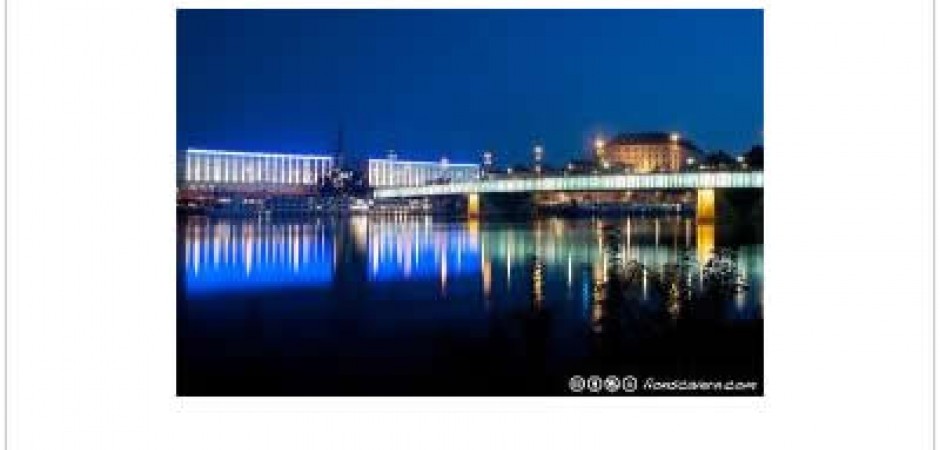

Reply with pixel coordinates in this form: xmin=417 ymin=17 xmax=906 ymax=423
xmin=176 ymin=9 xmax=764 ymax=396
xmin=9 ymin=0 xmax=938 ymax=447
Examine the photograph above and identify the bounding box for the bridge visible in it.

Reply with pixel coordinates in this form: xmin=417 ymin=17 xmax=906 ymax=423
xmin=373 ymin=170 xmax=763 ymax=198
xmin=373 ymin=170 xmax=763 ymax=220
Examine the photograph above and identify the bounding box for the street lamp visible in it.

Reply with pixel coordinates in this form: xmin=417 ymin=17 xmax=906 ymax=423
xmin=482 ymin=150 xmax=493 ymax=178
xmin=594 ymin=136 xmax=606 ymax=171
xmin=533 ymin=144 xmax=544 ymax=175
xmin=670 ymin=132 xmax=680 ymax=143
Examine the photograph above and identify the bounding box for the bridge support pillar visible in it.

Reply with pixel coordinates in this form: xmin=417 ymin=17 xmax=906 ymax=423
xmin=466 ymin=193 xmax=480 ymax=219
xmin=696 ymin=188 xmax=716 ymax=222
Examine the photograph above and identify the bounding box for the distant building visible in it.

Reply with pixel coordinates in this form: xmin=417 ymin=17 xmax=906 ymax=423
xmin=564 ymin=159 xmax=596 ymax=175
xmin=743 ymin=144 xmax=763 ymax=169
xmin=368 ymin=157 xmax=480 ymax=188
xmin=179 ymin=148 xmax=335 ymax=193
xmin=596 ymin=132 xmax=701 ymax=173
xmin=696 ymin=150 xmax=737 ymax=171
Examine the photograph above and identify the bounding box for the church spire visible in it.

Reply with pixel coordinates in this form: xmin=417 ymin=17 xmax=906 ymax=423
xmin=334 ymin=122 xmax=345 ymax=170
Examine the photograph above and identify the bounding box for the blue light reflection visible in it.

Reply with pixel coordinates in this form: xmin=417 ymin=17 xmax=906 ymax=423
xmin=183 ymin=219 xmax=334 ymax=294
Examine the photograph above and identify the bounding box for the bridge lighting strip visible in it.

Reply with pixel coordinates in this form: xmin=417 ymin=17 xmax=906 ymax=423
xmin=373 ymin=171 xmax=763 ymax=198
xmin=186 ymin=148 xmax=335 ymax=160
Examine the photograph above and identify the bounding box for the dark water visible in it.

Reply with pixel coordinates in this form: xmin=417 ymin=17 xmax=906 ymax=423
xmin=178 ymin=214 xmax=762 ymax=396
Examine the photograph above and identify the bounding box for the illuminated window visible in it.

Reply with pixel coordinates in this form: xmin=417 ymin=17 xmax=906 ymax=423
xmin=187 ymin=154 xmax=196 ymax=182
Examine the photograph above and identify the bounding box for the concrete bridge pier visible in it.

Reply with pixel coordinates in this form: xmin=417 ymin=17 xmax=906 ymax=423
xmin=467 ymin=193 xmax=480 ymax=219
xmin=696 ymin=189 xmax=716 ymax=222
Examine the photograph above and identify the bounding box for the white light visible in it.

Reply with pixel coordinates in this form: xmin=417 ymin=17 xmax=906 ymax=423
xmin=371 ymin=170 xmax=763 ymax=198
xmin=186 ymin=148 xmax=333 ymax=160
xmin=365 ymin=158 xmax=477 ymax=168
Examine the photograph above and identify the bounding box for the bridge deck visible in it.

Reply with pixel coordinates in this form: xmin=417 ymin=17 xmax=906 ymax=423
xmin=374 ymin=171 xmax=763 ymax=198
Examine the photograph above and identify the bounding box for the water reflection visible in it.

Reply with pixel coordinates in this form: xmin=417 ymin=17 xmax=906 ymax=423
xmin=182 ymin=217 xmax=334 ymax=293
xmin=179 ymin=213 xmax=762 ymax=395
xmin=181 ymin=215 xmax=762 ymax=322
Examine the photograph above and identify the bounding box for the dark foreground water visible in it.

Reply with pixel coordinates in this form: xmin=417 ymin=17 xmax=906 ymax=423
xmin=178 ymin=214 xmax=762 ymax=396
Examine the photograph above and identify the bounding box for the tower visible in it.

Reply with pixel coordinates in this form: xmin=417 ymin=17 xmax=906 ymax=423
xmin=334 ymin=123 xmax=345 ymax=172
xmin=533 ymin=141 xmax=544 ymax=174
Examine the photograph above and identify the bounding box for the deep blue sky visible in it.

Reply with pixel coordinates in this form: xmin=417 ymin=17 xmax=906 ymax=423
xmin=178 ymin=9 xmax=762 ymax=165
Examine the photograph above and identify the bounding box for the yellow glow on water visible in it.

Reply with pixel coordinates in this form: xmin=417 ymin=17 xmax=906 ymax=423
xmin=532 ymin=260 xmax=544 ymax=310
xmin=655 ymin=218 xmax=660 ymax=248
xmin=696 ymin=221 xmax=716 ymax=266
xmin=350 ymin=215 xmax=368 ymax=252
xmin=482 ymin=258 xmax=492 ymax=300
xmin=466 ymin=217 xmax=479 ymax=236
xmin=481 ymin=235 xmax=492 ymax=301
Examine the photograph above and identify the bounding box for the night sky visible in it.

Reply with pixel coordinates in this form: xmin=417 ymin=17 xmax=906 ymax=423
xmin=178 ymin=9 xmax=762 ymax=166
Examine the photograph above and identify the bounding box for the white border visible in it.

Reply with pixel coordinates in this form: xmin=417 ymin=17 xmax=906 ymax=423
xmin=5 ymin=2 xmax=934 ymax=449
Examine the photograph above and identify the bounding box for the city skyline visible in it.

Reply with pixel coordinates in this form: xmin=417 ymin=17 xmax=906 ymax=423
xmin=178 ymin=9 xmax=763 ymax=165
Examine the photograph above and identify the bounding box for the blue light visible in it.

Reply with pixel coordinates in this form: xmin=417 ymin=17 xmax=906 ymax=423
xmin=183 ymin=221 xmax=334 ymax=295
xmin=367 ymin=223 xmax=481 ymax=282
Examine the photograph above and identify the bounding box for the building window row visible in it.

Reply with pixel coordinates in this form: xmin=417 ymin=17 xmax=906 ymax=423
xmin=368 ymin=159 xmax=480 ymax=188
xmin=184 ymin=151 xmax=333 ymax=186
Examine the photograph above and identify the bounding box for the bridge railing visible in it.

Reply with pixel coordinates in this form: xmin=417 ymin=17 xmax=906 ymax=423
xmin=374 ymin=170 xmax=763 ymax=198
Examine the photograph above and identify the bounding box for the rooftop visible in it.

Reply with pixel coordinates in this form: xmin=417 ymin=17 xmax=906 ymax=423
xmin=606 ymin=132 xmax=700 ymax=151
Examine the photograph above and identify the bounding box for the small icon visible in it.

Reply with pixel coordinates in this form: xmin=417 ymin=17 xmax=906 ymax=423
xmin=569 ymin=375 xmax=586 ymax=393
xmin=587 ymin=375 xmax=603 ymax=393
xmin=604 ymin=375 xmax=621 ymax=393
xmin=623 ymin=375 xmax=638 ymax=393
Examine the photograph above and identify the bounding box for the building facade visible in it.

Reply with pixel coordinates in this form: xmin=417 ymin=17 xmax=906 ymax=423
xmin=179 ymin=149 xmax=335 ymax=193
xmin=368 ymin=158 xmax=480 ymax=188
xmin=597 ymin=132 xmax=701 ymax=173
